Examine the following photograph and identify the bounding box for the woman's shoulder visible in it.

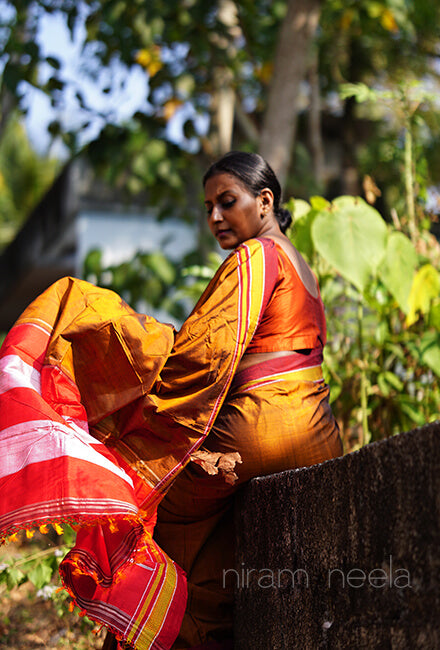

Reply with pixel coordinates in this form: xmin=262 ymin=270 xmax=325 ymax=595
xmin=234 ymin=236 xmax=277 ymax=256
xmin=269 ymin=237 xmax=319 ymax=298
xmin=212 ymin=237 xmax=278 ymax=284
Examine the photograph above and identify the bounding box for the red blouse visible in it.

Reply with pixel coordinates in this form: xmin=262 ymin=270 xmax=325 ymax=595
xmin=246 ymin=242 xmax=326 ymax=353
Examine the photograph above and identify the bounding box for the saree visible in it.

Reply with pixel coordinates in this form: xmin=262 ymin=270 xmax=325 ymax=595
xmin=0 ymin=238 xmax=278 ymax=649
xmin=155 ymin=346 xmax=343 ymax=648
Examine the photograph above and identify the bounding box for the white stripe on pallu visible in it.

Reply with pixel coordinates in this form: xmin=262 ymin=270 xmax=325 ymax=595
xmin=0 ymin=498 xmax=139 ymax=531
xmin=0 ymin=354 xmax=41 ymax=395
xmin=0 ymin=419 xmax=134 ymax=488
xmin=77 ymin=599 xmax=135 ymax=634
xmin=128 ymin=558 xmax=169 ymax=645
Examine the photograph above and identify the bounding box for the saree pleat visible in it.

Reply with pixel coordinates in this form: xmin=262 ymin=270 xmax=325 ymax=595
xmin=0 ymin=238 xmax=277 ymax=649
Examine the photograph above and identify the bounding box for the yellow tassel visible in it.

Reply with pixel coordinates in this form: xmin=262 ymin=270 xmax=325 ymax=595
xmin=53 ymin=523 xmax=64 ymax=535
xmin=26 ymin=528 xmax=35 ymax=539
xmin=8 ymin=532 xmax=19 ymax=542
xmin=39 ymin=524 xmax=49 ymax=534
xmin=68 ymin=600 xmax=75 ymax=613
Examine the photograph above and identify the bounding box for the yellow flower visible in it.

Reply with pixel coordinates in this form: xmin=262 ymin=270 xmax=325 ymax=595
xmin=135 ymin=46 xmax=163 ymax=77
xmin=381 ymin=9 xmax=398 ymax=32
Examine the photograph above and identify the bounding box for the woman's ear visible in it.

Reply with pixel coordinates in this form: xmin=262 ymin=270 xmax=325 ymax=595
xmin=259 ymin=188 xmax=274 ymax=215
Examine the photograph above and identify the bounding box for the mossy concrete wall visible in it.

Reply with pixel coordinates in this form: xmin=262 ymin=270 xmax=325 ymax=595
xmin=234 ymin=422 xmax=440 ymax=649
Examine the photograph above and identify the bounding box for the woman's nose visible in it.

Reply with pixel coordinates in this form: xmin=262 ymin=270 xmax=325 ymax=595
xmin=211 ymin=206 xmax=223 ymax=222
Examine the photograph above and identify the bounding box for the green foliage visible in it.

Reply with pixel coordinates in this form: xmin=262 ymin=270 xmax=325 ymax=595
xmin=0 ymin=116 xmax=59 ymax=248
xmin=289 ymin=194 xmax=440 ymax=449
xmin=83 ymin=246 xmax=222 ymax=323
xmin=1 ymin=0 xmax=438 ymax=229
xmin=339 ymin=80 xmax=440 ymax=227
xmin=319 ymin=0 xmax=440 ymax=86
xmin=0 ymin=0 xmax=281 ymax=154
xmin=0 ymin=525 xmax=76 ymax=600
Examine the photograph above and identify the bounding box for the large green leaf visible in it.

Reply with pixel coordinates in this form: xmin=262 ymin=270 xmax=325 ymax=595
xmin=311 ymin=196 xmax=388 ymax=292
xmin=290 ymin=209 xmax=317 ymax=262
xmin=379 ymin=231 xmax=417 ymax=314
xmin=406 ymin=264 xmax=440 ymax=327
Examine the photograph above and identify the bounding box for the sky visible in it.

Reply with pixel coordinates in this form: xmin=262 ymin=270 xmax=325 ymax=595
xmin=20 ymin=9 xmax=147 ymax=157
xmin=20 ymin=9 xmax=207 ymax=158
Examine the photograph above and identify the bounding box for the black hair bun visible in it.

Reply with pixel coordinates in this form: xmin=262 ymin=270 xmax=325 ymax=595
xmin=276 ymin=207 xmax=292 ymax=234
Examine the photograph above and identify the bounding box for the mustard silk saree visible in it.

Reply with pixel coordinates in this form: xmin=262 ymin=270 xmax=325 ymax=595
xmin=0 ymin=238 xmax=278 ymax=649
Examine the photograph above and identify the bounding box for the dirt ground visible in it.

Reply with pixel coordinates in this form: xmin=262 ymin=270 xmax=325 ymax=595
xmin=0 ymin=581 xmax=104 ymax=649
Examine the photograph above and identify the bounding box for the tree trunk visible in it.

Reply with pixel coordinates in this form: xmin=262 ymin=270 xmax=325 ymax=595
xmin=0 ymin=87 xmax=15 ymax=140
xmin=308 ymin=43 xmax=325 ymax=189
xmin=212 ymin=66 xmax=236 ymax=156
xmin=259 ymin=0 xmax=323 ymax=188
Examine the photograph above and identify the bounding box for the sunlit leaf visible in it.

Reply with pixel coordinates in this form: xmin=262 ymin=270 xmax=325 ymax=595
xmin=6 ymin=566 xmax=25 ymax=590
xmin=310 ymin=195 xmax=329 ymax=211
xmin=379 ymin=231 xmax=417 ymax=313
xmin=312 ymin=196 xmax=387 ymax=292
xmin=380 ymin=8 xmax=399 ymax=32
xmin=406 ymin=264 xmax=440 ymax=327
xmin=291 ymin=198 xmax=312 ymax=221
xmin=289 ymin=208 xmax=316 ymax=262
xmin=382 ymin=371 xmax=404 ymax=392
xmin=28 ymin=562 xmax=54 ymax=590
xmin=400 ymin=401 xmax=427 ymax=426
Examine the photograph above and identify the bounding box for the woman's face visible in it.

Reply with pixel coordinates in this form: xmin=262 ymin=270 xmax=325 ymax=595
xmin=204 ymin=173 xmax=271 ymax=250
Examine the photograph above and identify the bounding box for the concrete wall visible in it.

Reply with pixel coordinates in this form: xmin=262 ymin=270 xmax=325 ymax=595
xmin=234 ymin=422 xmax=440 ymax=649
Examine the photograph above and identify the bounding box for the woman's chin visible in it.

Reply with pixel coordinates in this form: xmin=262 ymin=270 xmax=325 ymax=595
xmin=216 ymin=233 xmax=236 ymax=249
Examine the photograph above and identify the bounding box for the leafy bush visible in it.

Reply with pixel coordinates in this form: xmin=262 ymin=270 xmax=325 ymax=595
xmin=287 ymin=194 xmax=440 ymax=450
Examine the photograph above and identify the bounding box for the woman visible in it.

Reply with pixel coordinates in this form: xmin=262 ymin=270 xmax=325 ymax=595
xmin=0 ymin=152 xmax=341 ymax=650
xmin=153 ymin=151 xmax=343 ymax=649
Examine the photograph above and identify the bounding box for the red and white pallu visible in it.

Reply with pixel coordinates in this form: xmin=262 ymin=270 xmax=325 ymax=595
xmin=0 ymin=317 xmax=185 ymax=648
xmin=0 ymin=238 xmax=278 ymax=648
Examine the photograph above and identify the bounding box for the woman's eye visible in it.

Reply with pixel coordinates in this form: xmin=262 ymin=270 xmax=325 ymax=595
xmin=222 ymin=199 xmax=235 ymax=209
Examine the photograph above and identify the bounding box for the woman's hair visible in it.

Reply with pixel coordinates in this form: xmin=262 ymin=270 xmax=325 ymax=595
xmin=203 ymin=151 xmax=292 ymax=233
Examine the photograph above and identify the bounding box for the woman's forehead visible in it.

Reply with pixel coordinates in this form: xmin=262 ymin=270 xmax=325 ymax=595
xmin=204 ymin=172 xmax=249 ymax=199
